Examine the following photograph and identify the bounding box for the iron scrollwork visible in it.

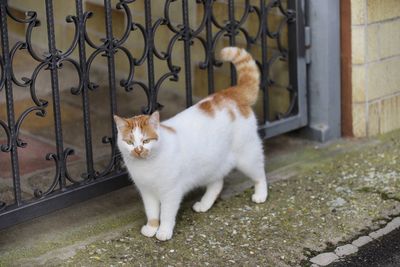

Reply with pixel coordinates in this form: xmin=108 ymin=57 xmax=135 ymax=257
xmin=0 ymin=0 xmax=302 ymax=225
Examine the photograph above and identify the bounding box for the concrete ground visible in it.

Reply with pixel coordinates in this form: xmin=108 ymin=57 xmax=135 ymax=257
xmin=1 ymin=128 xmax=400 ymax=266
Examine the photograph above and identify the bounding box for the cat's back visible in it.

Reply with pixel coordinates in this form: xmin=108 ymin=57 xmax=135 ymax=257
xmin=165 ymin=99 xmax=233 ymax=132
xmin=163 ymin=96 xmax=257 ymax=149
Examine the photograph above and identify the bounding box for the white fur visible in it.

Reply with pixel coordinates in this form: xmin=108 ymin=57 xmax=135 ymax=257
xmin=117 ymin=101 xmax=268 ymax=241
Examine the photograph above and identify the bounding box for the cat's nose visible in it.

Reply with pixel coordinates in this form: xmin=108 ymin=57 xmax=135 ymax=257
xmin=134 ymin=146 xmax=143 ymax=155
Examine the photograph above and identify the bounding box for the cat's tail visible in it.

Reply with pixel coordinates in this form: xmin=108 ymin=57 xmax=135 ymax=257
xmin=220 ymin=47 xmax=260 ymax=106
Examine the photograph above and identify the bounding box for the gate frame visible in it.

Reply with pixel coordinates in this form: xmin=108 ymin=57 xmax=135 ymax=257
xmin=302 ymin=0 xmax=341 ymax=142
xmin=260 ymin=0 xmax=308 ymax=139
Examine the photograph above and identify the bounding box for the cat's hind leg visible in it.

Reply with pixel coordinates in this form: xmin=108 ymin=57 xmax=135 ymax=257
xmin=235 ymin=140 xmax=268 ymax=203
xmin=193 ymin=180 xmax=224 ymax=213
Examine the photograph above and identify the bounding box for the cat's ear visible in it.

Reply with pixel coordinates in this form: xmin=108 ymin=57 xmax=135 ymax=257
xmin=149 ymin=111 xmax=160 ymax=129
xmin=114 ymin=115 xmax=127 ymax=130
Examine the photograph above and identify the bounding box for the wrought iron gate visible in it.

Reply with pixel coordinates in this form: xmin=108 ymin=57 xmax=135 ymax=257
xmin=0 ymin=0 xmax=307 ymax=229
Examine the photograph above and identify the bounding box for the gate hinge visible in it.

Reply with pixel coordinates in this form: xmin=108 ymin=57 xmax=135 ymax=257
xmin=305 ymin=26 xmax=311 ymax=64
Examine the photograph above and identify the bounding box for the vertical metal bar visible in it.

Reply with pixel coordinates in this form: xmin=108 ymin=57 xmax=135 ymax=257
xmin=75 ymin=0 xmax=94 ymax=179
xmin=260 ymin=0 xmax=269 ymax=123
xmin=0 ymin=0 xmax=22 ymax=205
xmin=205 ymin=0 xmax=214 ymax=94
xmin=45 ymin=0 xmax=66 ymax=189
xmin=144 ymin=0 xmax=156 ymax=113
xmin=182 ymin=0 xmax=192 ymax=107
xmin=227 ymin=0 xmax=236 ymax=85
xmin=103 ymin=0 xmax=119 ymax=167
xmin=296 ymin=1 xmax=308 ymax=126
xmin=287 ymin=0 xmax=303 ymax=117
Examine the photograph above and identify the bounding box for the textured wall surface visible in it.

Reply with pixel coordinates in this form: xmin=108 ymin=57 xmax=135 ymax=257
xmin=351 ymin=0 xmax=400 ymax=137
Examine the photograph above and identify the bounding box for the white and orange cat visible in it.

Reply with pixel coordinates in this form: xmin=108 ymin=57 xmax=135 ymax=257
xmin=114 ymin=47 xmax=268 ymax=241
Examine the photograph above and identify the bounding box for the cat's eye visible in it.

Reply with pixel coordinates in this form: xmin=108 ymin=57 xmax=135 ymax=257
xmin=143 ymin=138 xmax=157 ymax=144
xmin=126 ymin=140 xmax=133 ymax=145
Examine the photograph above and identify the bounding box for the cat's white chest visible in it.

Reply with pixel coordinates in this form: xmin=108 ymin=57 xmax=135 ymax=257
xmin=124 ymin=154 xmax=178 ymax=193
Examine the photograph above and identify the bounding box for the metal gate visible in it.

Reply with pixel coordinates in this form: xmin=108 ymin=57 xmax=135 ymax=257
xmin=0 ymin=0 xmax=307 ymax=229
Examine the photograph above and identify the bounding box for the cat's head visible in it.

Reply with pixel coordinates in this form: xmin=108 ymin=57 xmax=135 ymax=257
xmin=114 ymin=111 xmax=160 ymax=159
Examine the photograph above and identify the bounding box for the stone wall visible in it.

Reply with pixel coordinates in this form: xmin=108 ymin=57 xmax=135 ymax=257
xmin=351 ymin=0 xmax=400 ymax=137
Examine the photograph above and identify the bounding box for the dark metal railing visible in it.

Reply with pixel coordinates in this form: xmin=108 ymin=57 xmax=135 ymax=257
xmin=0 ymin=0 xmax=306 ymax=229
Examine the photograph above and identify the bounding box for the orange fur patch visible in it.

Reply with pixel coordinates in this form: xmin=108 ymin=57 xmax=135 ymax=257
xmin=235 ymin=56 xmax=252 ymax=66
xmin=198 ymin=87 xmax=254 ymax=118
xmin=161 ymin=124 xmax=176 ymax=133
xmin=199 ymin=100 xmax=214 ymax=116
xmin=222 ymin=88 xmax=253 ymax=118
xmin=198 ymin=47 xmax=258 ymax=119
xmin=148 ymin=219 xmax=159 ymax=228
xmin=120 ymin=115 xmax=158 ymax=142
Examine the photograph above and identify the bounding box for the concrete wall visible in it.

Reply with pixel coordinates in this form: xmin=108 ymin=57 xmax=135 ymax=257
xmin=351 ymin=0 xmax=400 ymax=137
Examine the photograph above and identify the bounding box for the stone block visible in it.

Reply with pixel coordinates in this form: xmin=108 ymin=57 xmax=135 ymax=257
xmin=310 ymin=252 xmax=339 ymax=266
xmin=366 ymin=24 xmax=380 ymax=62
xmin=351 ymin=0 xmax=366 ymax=25
xmin=352 ymin=236 xmax=373 ymax=247
xmin=380 ymin=95 xmax=400 ymax=133
xmin=380 ymin=20 xmax=400 ymax=59
xmin=368 ymin=101 xmax=380 ymax=136
xmin=352 ymin=26 xmax=365 ymax=64
xmin=335 ymin=244 xmax=358 ymax=257
xmin=367 ymin=58 xmax=400 ymax=101
xmin=367 ymin=0 xmax=400 ymax=23
xmin=352 ymin=102 xmax=367 ymax=137
xmin=369 ymin=225 xmax=392 ymax=239
xmin=352 ymin=65 xmax=366 ymax=102
xmin=387 ymin=217 xmax=400 ymax=230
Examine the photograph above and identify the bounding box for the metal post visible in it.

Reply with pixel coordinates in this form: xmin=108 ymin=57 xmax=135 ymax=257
xmin=182 ymin=0 xmax=193 ymax=107
xmin=75 ymin=0 xmax=94 ymax=179
xmin=303 ymin=0 xmax=341 ymax=141
xmin=0 ymin=0 xmax=22 ymax=205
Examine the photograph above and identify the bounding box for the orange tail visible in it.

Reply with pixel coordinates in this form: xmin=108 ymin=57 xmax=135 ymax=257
xmin=220 ymin=47 xmax=260 ymax=106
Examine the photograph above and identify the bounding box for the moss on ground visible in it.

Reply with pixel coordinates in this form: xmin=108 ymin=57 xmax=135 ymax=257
xmin=0 ymin=211 xmax=145 ymax=266
xmin=2 ymin=131 xmax=400 ymax=266
xmin=52 ymin=132 xmax=400 ymax=266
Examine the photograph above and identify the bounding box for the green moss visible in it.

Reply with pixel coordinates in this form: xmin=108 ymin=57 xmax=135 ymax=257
xmin=0 ymin=212 xmax=143 ymax=266
xmin=4 ymin=130 xmax=400 ymax=266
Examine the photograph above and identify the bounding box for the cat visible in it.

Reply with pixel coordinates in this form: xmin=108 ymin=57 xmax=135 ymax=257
xmin=114 ymin=47 xmax=268 ymax=241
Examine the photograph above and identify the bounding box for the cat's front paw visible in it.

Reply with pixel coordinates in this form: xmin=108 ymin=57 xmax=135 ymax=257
xmin=192 ymin=201 xmax=210 ymax=213
xmin=251 ymin=192 xmax=267 ymax=203
xmin=156 ymin=228 xmax=173 ymax=241
xmin=141 ymin=225 xmax=158 ymax=237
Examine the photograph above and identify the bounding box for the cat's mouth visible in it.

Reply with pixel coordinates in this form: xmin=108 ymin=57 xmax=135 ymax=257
xmin=131 ymin=149 xmax=149 ymax=159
